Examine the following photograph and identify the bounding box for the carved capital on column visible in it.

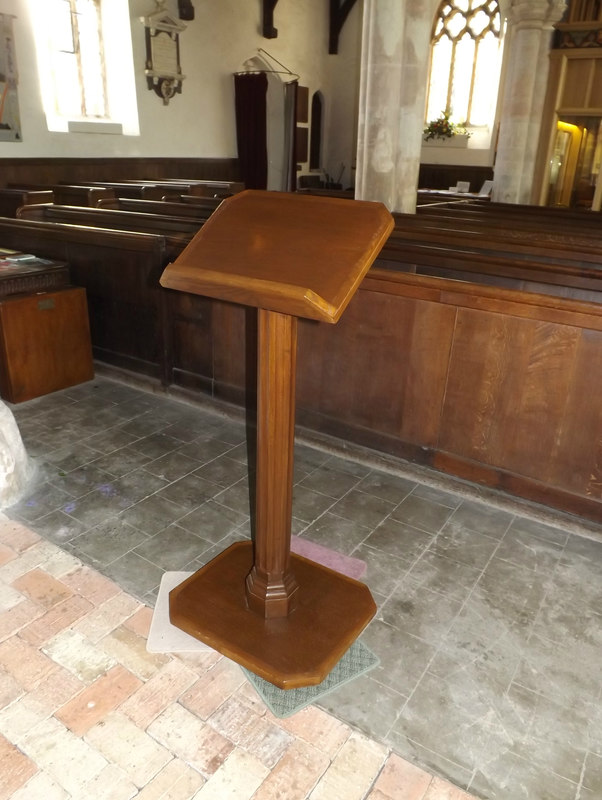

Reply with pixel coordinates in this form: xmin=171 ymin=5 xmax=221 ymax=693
xmin=507 ymin=0 xmax=567 ymax=28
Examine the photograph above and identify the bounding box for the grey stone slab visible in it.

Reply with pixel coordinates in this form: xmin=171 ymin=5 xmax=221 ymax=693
xmin=390 ymin=670 xmax=528 ymax=776
xmin=127 ymin=432 xmax=182 ymax=459
xmin=494 ymin=528 xmax=563 ymax=574
xmin=469 ymin=751 xmax=582 ymax=800
xmin=110 ymin=469 xmax=169 ymax=507
xmin=61 ymin=486 xmax=131 ymax=526
xmin=356 ymin=471 xmax=417 ymax=504
xmin=155 ymin=472 xmax=220 ymax=511
xmin=8 ymin=482 xmax=75 ymax=522
xmin=507 ymin=515 xmax=570 ymax=547
xmin=361 ymin=618 xmax=434 ymax=699
xmin=404 ymin=549 xmax=482 ymax=602
xmin=291 ymin=485 xmax=336 ymax=523
xmin=390 ymin=494 xmax=454 ymax=534
xmin=411 ymin=483 xmax=462 ymax=509
xmin=117 ymin=413 xmax=170 ymax=439
xmin=80 ymin=426 xmax=139 ymax=455
xmin=102 ymin=550 xmax=165 ymax=602
xmin=318 ymin=671 xmax=404 ymax=743
xmin=70 ymin=517 xmax=149 ymax=565
xmin=532 ymin=589 xmax=602 ymax=649
xmin=210 ymin=479 xmax=253 ymax=517
xmin=298 ymin=465 xmax=362 ymax=499
xmin=476 ymin=555 xmax=549 ymax=614
xmin=133 ymin=525 xmax=209 ymax=571
xmin=447 ymin=500 xmax=514 ymax=540
xmin=363 ymin=517 xmax=434 ymax=562
xmin=176 ymin=500 xmax=249 ymax=543
xmin=329 ymin=489 xmax=396 ymax=529
xmin=46 ymin=463 xmax=117 ymax=499
xmin=89 ymin=447 xmax=154 ymax=479
xmin=144 ymin=451 xmax=202 ymax=482
xmin=430 ymin=519 xmax=501 ymax=570
xmin=379 ymin=580 xmax=463 ymax=644
xmin=322 ymin=455 xmax=371 ymax=478
xmin=301 ymin=512 xmax=372 ymax=556
xmin=351 ymin=543 xmax=411 ymax=596
xmin=27 ymin=509 xmax=89 ymax=545
xmin=119 ymin=494 xmax=186 ymax=536
xmin=583 ymin=752 xmax=602 ymax=795
xmin=513 ymin=630 xmax=601 ymax=706
xmin=42 ymin=444 xmax=99 ymax=473
xmin=193 ymin=455 xmax=249 ymax=488
xmin=177 ymin=438 xmax=235 ymax=464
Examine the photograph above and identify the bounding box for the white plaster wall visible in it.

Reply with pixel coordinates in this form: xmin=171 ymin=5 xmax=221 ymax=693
xmin=0 ymin=0 xmax=360 ymax=173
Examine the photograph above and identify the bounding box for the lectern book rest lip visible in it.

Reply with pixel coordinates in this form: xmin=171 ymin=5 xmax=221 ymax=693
xmin=160 ymin=190 xmax=394 ymax=689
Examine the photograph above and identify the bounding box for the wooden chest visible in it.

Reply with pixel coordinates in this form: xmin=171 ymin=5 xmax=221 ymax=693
xmin=0 ymin=287 xmax=94 ymax=403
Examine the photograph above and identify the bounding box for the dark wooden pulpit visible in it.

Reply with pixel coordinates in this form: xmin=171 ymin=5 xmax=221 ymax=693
xmin=160 ymin=190 xmax=393 ymax=688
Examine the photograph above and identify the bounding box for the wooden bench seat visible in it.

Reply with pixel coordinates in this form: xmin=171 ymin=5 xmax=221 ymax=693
xmin=96 ymin=197 xmax=220 ymax=219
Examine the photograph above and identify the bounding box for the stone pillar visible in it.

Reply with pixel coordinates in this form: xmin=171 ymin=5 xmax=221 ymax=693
xmin=355 ymin=0 xmax=436 ymax=212
xmin=493 ymin=0 xmax=567 ymax=204
xmin=0 ymin=401 xmax=31 ymax=510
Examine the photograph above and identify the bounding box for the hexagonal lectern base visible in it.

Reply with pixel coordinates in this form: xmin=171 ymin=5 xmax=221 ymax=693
xmin=169 ymin=541 xmax=377 ymax=689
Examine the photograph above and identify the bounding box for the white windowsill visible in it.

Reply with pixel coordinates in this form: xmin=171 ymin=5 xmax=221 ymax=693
xmin=67 ymin=120 xmax=123 ymax=135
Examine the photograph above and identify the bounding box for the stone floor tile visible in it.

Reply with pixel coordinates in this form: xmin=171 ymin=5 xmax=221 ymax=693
xmin=120 ymin=659 xmax=199 ymax=729
xmin=180 ymin=658 xmax=246 ymax=720
xmin=357 ymin=471 xmax=417 ymax=504
xmin=326 ymin=488 xmax=395 ymax=529
xmin=208 ymin=694 xmax=292 ymax=769
xmin=0 ymin=733 xmax=38 ymax=800
xmin=0 ymin=598 xmax=45 ymax=643
xmin=391 ymin=496 xmax=454 ymax=534
xmin=85 ymin=711 xmax=172 ymax=787
xmin=10 ymin=770 xmax=70 ymax=800
xmin=147 ymin=702 xmax=234 ymax=778
xmin=42 ymin=629 xmax=117 ymax=683
xmin=19 ymin=594 xmax=94 ymax=646
xmin=100 ymin=624 xmax=169 ymax=680
xmin=122 ymin=604 xmax=153 ymax=637
xmin=73 ymin=591 xmax=142 ymax=643
xmin=70 ymin=517 xmax=149 ymax=566
xmin=274 ymin=704 xmax=351 ymax=758
xmin=0 ymin=636 xmax=57 ymax=691
xmin=0 ymin=667 xmax=23 ymax=708
xmin=102 ymin=550 xmax=165 ymax=600
xmin=19 ymin=716 xmax=107 ymax=796
xmin=193 ymin=748 xmax=269 ymax=800
xmin=55 ymin=664 xmax=142 ymax=735
xmin=25 ymin=665 xmax=84 ymax=715
xmin=60 ymin=564 xmax=121 ymax=605
xmin=135 ymin=758 xmax=205 ymax=799
xmin=424 ymin=777 xmax=477 ymax=799
xmin=0 ymin=581 xmax=25 ymax=613
xmin=251 ymin=739 xmax=330 ymax=800
xmin=12 ymin=568 xmax=73 ymax=609
xmin=0 ymin=543 xmax=16 ymax=566
xmin=447 ymin=500 xmax=514 ymax=540
xmin=368 ymin=752 xmax=432 ymax=799
xmin=79 ymin=762 xmax=139 ymax=800
xmin=309 ymin=730 xmax=387 ymax=800
xmin=0 ymin=517 xmax=41 ymax=551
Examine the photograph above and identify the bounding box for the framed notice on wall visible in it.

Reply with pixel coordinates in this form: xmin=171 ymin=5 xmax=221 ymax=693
xmin=0 ymin=14 xmax=21 ymax=142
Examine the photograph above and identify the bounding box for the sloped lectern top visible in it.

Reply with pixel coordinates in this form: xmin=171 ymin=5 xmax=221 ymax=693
xmin=160 ymin=190 xmax=394 ymax=323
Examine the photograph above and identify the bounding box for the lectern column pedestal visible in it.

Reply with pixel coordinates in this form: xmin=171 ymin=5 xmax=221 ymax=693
xmin=162 ymin=190 xmax=394 ymax=689
xmin=246 ymin=309 xmax=299 ymax=618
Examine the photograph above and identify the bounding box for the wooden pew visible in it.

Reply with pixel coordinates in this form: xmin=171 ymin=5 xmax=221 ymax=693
xmin=0 ymin=189 xmax=53 ymax=217
xmin=16 ymin=204 xmax=201 ymax=257
xmin=0 ymin=217 xmax=171 ymax=381
xmin=96 ymin=197 xmax=220 ymax=219
xmin=51 ymin=185 xmax=117 ymax=207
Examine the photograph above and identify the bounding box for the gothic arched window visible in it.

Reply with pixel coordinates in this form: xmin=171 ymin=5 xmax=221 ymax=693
xmin=425 ymin=0 xmax=504 ymax=128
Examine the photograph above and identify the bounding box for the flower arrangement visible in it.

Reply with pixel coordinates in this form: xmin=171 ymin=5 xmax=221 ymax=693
xmin=423 ymin=111 xmax=470 ymax=141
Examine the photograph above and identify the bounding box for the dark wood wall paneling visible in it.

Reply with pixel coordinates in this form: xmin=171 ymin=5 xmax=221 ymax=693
xmin=0 ymin=158 xmax=241 ymax=188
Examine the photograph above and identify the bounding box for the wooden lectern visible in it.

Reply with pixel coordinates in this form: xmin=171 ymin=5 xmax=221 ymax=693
xmin=160 ymin=190 xmax=393 ymax=688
